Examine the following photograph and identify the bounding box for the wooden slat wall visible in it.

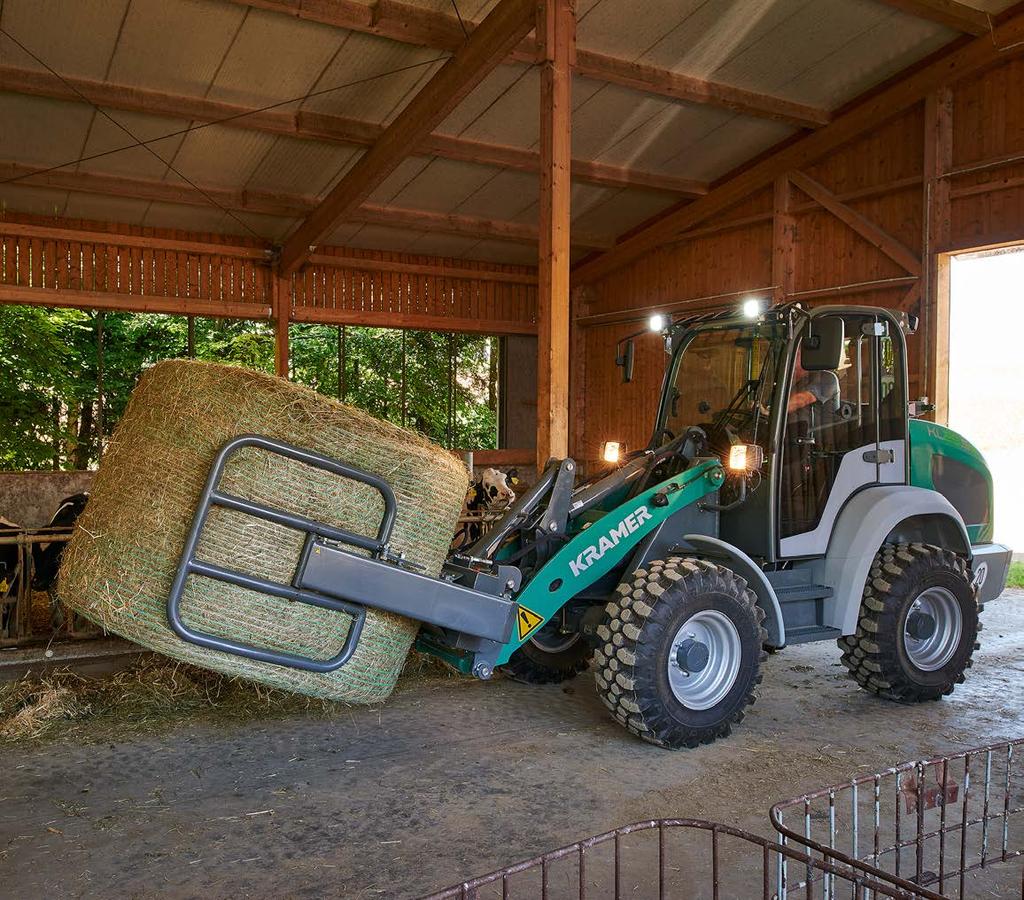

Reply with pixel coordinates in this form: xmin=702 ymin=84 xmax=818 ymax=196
xmin=0 ymin=215 xmax=539 ymax=335
xmin=291 ymin=247 xmax=537 ymax=334
xmin=573 ymin=55 xmax=1024 ymax=463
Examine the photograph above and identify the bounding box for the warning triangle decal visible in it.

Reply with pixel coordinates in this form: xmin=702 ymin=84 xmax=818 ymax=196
xmin=516 ymin=605 xmax=545 ymax=641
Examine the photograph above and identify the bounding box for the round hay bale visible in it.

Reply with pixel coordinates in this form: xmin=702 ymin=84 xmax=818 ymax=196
xmin=58 ymin=360 xmax=468 ymax=703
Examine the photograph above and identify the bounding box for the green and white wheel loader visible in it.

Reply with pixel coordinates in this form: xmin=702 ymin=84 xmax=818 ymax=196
xmin=170 ymin=302 xmax=1012 ymax=750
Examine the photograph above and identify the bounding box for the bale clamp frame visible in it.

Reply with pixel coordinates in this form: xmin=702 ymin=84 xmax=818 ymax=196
xmin=167 ymin=434 xmax=520 ymax=675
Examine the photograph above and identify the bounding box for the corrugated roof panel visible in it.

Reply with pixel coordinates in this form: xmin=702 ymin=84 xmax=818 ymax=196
xmin=205 ymin=8 xmax=343 ymax=108
xmin=0 ymin=0 xmax=128 ymax=80
xmin=579 ymin=0 xmax=725 ymax=64
xmin=167 ymin=125 xmax=277 ymax=187
xmin=0 ymin=94 xmax=95 ymax=166
xmin=299 ymin=32 xmax=446 ymax=122
xmin=571 ymin=188 xmax=677 ymax=238
xmin=105 ymin=0 xmax=246 ymax=95
xmin=364 ymin=156 xmax=435 ymax=205
xmin=335 ymin=223 xmax=424 ymax=253
xmin=704 ymin=0 xmax=946 ymax=104
xmin=658 ymin=115 xmax=795 ymax=181
xmin=452 ymin=66 xmax=541 ymax=147
xmin=780 ymin=12 xmax=954 ymax=108
xmin=71 ymin=110 xmax=192 ymax=179
xmin=384 ymin=158 xmax=505 ymax=213
xmin=458 ymin=239 xmax=537 ymax=266
xmin=245 ymin=137 xmax=359 ymax=197
xmin=447 ymin=169 xmax=537 ymax=220
xmin=435 ymin=62 xmax=534 ymax=137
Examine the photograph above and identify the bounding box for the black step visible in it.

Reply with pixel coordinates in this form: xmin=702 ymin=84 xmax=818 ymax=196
xmin=784 ymin=625 xmax=842 ymax=645
xmin=774 ymin=583 xmax=834 ymax=604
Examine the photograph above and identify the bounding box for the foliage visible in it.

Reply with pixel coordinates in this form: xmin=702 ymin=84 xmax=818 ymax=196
xmin=1009 ymin=561 xmax=1024 ymax=589
xmin=0 ymin=307 xmax=497 ymax=471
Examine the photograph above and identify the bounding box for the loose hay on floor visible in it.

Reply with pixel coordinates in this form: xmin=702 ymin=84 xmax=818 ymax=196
xmin=58 ymin=360 xmax=468 ymax=703
xmin=0 ymin=651 xmax=464 ymax=744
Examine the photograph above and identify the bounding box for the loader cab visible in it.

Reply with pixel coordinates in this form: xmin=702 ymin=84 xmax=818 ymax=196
xmin=654 ymin=305 xmax=910 ymax=562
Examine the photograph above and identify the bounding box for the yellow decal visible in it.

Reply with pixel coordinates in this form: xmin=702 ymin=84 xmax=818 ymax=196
xmin=516 ymin=605 xmax=544 ymax=641
xmin=0 ymin=578 xmax=7 ymax=594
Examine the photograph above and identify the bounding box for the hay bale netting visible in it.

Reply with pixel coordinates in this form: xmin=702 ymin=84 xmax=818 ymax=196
xmin=58 ymin=359 xmax=468 ymax=703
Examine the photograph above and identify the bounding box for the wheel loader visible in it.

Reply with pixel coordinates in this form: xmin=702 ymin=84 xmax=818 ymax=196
xmin=168 ymin=301 xmax=1012 ymax=749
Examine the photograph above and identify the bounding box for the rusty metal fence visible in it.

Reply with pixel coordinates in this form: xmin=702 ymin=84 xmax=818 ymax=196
xmin=0 ymin=526 xmax=94 ymax=646
xmin=423 ymin=818 xmax=931 ymax=899
xmin=771 ymin=739 xmax=1023 ymax=900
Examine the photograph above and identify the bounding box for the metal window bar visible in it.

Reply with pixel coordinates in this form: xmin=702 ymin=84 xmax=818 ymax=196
xmin=421 ymin=818 xmax=928 ymax=900
xmin=771 ymin=738 xmax=1024 ymax=900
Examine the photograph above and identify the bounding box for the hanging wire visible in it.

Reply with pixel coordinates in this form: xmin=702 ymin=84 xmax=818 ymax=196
xmin=450 ymin=0 xmax=470 ymax=39
xmin=0 ymin=26 xmax=270 ymax=242
xmin=0 ymin=53 xmax=451 ymax=190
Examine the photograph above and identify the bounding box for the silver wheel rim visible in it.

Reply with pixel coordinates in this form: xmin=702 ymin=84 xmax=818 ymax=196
xmin=666 ymin=610 xmax=742 ymax=710
xmin=903 ymin=587 xmax=962 ymax=671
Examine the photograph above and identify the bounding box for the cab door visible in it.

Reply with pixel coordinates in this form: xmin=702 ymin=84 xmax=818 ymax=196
xmin=778 ymin=313 xmax=907 ymax=558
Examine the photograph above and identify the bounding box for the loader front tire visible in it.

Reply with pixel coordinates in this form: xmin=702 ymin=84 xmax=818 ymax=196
xmin=595 ymin=558 xmax=766 ymax=750
xmin=839 ymin=543 xmax=979 ymax=702
xmin=501 ymin=623 xmax=592 ymax=684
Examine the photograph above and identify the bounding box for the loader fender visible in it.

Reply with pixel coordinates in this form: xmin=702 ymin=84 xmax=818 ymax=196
xmin=681 ymin=534 xmax=786 ymax=649
xmin=811 ymin=485 xmax=971 ymax=636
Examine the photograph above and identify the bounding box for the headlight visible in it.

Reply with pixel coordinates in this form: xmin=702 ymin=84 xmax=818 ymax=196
xmin=601 ymin=441 xmax=623 ymax=464
xmin=728 ymin=443 xmax=764 ymax=473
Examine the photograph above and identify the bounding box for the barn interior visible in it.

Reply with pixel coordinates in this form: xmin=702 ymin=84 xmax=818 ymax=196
xmin=1 ymin=1 xmax=1023 ymax=897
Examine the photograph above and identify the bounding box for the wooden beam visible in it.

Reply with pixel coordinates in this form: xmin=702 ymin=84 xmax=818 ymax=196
xmin=228 ymin=0 xmax=830 ymax=128
xmin=0 ymin=219 xmax=268 ymax=259
xmin=572 ymin=12 xmax=1024 ymax=284
xmin=290 ymin=304 xmax=537 ymax=335
xmin=0 ymin=284 xmax=270 ymax=318
xmin=0 ymin=65 xmax=706 ymax=198
xmin=772 ymin=174 xmax=795 ymax=301
xmin=789 ymin=170 xmax=922 ymax=275
xmin=923 ymin=87 xmax=954 ymax=422
xmin=274 ymin=275 xmax=290 ymax=377
xmin=536 ymin=0 xmax=574 ymax=470
xmin=278 ymin=0 xmax=537 ymax=273
xmin=873 ymin=0 xmax=991 ymax=35
xmin=308 ymin=252 xmax=537 ymax=284
xmin=0 ymin=161 xmax=609 ymax=250
xmin=573 ymin=51 xmax=830 ymax=129
xmin=351 ymin=203 xmax=612 ymax=250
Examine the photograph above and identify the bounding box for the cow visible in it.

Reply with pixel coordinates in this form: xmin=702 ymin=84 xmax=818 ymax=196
xmin=451 ymin=468 xmax=518 ymax=551
xmin=32 ymin=492 xmax=89 ymax=592
xmin=0 ymin=515 xmax=23 ymax=635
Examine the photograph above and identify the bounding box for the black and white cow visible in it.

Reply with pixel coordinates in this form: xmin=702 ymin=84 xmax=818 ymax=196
xmin=32 ymin=492 xmax=89 ymax=592
xmin=451 ymin=468 xmax=518 ymax=551
xmin=0 ymin=515 xmax=22 ymax=634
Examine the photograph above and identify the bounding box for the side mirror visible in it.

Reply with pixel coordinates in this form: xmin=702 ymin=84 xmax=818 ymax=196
xmin=615 ymin=339 xmax=635 ymax=384
xmin=801 ymin=317 xmax=844 ymax=371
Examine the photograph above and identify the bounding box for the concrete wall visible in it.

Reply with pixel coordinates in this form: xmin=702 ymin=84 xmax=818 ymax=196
xmin=0 ymin=471 xmax=95 ymax=527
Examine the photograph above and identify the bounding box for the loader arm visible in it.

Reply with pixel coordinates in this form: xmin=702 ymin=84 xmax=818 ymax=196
xmin=493 ymin=458 xmax=726 ymax=665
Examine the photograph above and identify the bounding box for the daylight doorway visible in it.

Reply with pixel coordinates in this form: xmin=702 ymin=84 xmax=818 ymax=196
xmin=948 ymin=245 xmax=1024 ymax=551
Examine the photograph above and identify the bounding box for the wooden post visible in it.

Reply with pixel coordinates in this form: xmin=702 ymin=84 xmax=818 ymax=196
xmin=772 ymin=174 xmax=795 ymax=302
xmin=536 ymin=0 xmax=575 ymax=473
xmin=274 ymin=274 xmax=290 ymax=378
xmin=923 ymin=87 xmax=953 ymax=423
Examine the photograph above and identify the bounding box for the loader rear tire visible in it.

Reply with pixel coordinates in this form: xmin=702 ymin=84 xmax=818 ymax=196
xmin=501 ymin=624 xmax=592 ymax=685
xmin=594 ymin=558 xmax=766 ymax=750
xmin=838 ymin=543 xmax=979 ymax=703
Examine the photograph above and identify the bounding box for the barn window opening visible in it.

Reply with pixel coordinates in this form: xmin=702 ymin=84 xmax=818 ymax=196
xmin=0 ymin=307 xmax=500 ymax=471
xmin=947 ymin=244 xmax=1024 ymax=551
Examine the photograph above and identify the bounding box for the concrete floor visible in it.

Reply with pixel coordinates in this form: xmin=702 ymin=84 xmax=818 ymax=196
xmin=2 ymin=593 xmax=1022 ymax=899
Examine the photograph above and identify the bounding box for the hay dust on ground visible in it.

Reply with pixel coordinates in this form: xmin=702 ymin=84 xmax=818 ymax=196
xmin=0 ymin=650 xmax=462 ymax=746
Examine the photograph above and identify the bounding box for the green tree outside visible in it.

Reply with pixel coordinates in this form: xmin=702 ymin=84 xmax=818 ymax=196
xmin=0 ymin=307 xmax=498 ymax=470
